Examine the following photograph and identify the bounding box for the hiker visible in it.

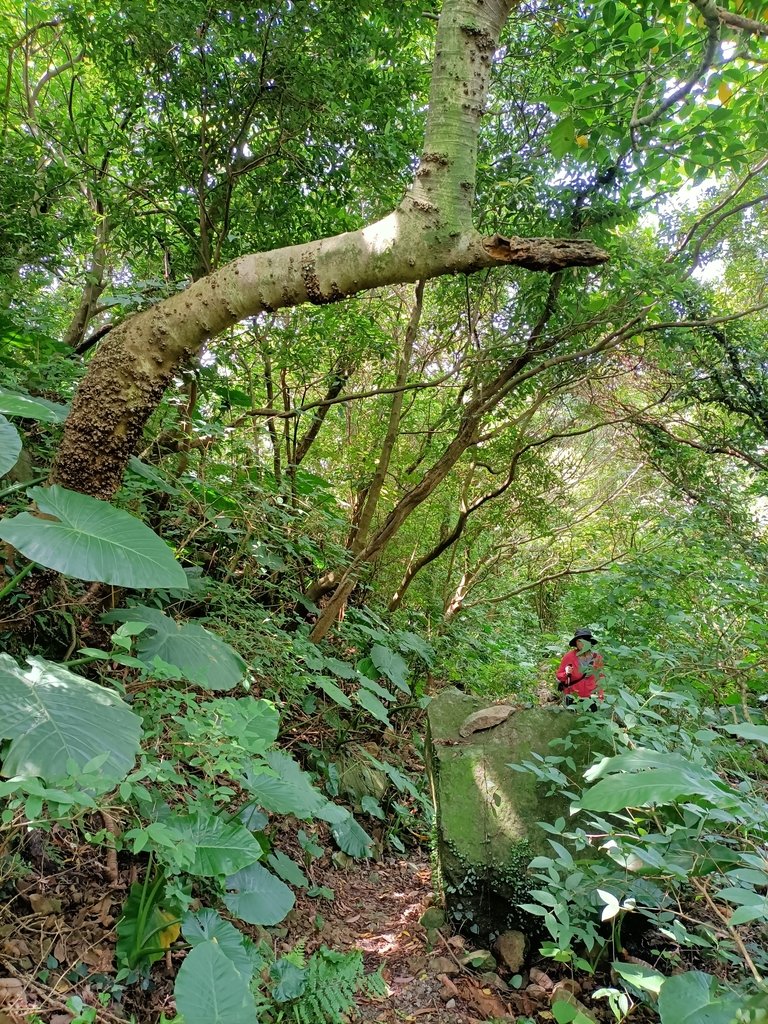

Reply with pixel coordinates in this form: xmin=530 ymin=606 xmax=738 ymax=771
xmin=556 ymin=628 xmax=604 ymax=705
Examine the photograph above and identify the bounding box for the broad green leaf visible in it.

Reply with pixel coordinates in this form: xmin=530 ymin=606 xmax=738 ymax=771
xmin=612 ymin=961 xmax=665 ymax=995
xmin=579 ymin=767 xmax=717 ymax=812
xmin=315 ymin=675 xmax=352 ymax=708
xmin=270 ymin=958 xmax=308 ymax=1002
xmin=397 ymin=630 xmax=433 ymax=665
xmin=322 ymin=655 xmax=360 ymax=680
xmin=116 ymin=880 xmax=179 ymax=969
xmin=0 ymin=486 xmax=187 ymax=589
xmin=268 ymin=850 xmax=309 ymax=887
xmin=361 ymin=795 xmax=385 ymax=819
xmin=720 ymin=722 xmax=768 ymax=743
xmin=174 ymin=940 xmax=256 ymax=1024
xmin=167 ymin=812 xmax=262 ymax=877
xmin=0 ymin=415 xmax=21 ymax=476
xmin=0 ymin=654 xmax=141 ymax=784
xmin=549 ymin=116 xmax=577 ymax=159
xmin=369 ymin=643 xmax=410 ymax=693
xmin=241 ymin=750 xmax=327 ymax=818
xmin=354 ymin=687 xmax=391 ymax=726
xmin=330 ymin=810 xmax=373 ymax=858
xmin=358 ymin=674 xmax=397 ymax=701
xmin=103 ymin=606 xmax=246 ymax=690
xmin=182 ymin=909 xmax=258 ymax=979
xmin=224 ymin=862 xmax=295 ymax=925
xmin=729 ymin=902 xmax=768 ymax=925
xmin=552 ymin=1000 xmax=594 ymax=1024
xmin=657 ymin=971 xmax=740 ymax=1024
xmin=0 ymin=386 xmax=68 ymax=423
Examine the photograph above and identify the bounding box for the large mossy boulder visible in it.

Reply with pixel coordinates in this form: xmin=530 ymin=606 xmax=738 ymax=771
xmin=426 ymin=687 xmax=593 ymax=941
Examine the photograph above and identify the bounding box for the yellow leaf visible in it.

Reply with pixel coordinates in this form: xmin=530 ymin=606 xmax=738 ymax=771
xmin=718 ymin=81 xmax=733 ymax=104
xmin=575 ymin=134 xmax=589 ymax=148
xmin=156 ymin=909 xmax=181 ymax=950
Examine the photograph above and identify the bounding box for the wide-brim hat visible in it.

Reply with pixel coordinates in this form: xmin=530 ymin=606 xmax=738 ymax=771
xmin=570 ymin=628 xmax=597 ymax=646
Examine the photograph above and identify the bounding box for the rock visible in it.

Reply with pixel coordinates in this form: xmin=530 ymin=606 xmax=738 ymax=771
xmin=419 ymin=907 xmax=446 ymax=930
xmin=529 ymin=967 xmax=554 ymax=990
xmin=459 ymin=704 xmax=514 ymax=737
xmin=553 ymin=978 xmax=582 ymax=997
xmin=479 ymin=971 xmax=508 ymax=991
xmin=438 ymin=975 xmax=460 ymax=999
xmin=494 ymin=929 xmax=527 ymax=972
xmin=426 ymin=687 xmax=594 ymax=939
xmin=461 ymin=949 xmax=497 ymax=971
xmin=427 ymin=956 xmax=458 ymax=976
xmin=551 ymin=981 xmax=599 ymax=1024
xmin=445 ymin=998 xmax=456 ymax=1010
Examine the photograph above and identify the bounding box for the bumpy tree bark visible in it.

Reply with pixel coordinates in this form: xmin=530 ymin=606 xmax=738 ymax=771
xmin=52 ymin=0 xmax=606 ymax=500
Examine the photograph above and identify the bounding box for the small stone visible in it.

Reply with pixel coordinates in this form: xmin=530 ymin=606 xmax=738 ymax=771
xmin=461 ymin=949 xmax=497 ymax=971
xmin=551 ymin=982 xmax=599 ymax=1024
xmin=479 ymin=971 xmax=507 ymax=991
xmin=458 ymin=705 xmax=513 ymax=737
xmin=428 ymin=956 xmax=459 ymax=976
xmin=445 ymin=999 xmax=456 ymax=1009
xmin=529 ymin=967 xmax=554 ymax=990
xmin=419 ymin=907 xmax=446 ymax=930
xmin=554 ymin=978 xmax=581 ymax=997
xmin=494 ymin=929 xmax=527 ymax=972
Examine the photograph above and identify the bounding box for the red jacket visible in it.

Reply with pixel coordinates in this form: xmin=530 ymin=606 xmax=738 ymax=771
xmin=556 ymin=649 xmax=604 ymax=699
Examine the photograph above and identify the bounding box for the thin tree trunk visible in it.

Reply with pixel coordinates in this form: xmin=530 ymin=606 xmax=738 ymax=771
xmin=349 ymin=281 xmax=424 ymax=555
xmin=293 ymin=360 xmax=355 ymax=466
xmin=62 ymin=213 xmax=109 ymax=349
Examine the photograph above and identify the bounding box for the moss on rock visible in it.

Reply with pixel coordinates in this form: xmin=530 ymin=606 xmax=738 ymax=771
xmin=426 ymin=687 xmax=591 ymax=940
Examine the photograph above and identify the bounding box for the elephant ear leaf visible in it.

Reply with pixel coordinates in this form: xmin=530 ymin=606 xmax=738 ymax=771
xmin=0 ymin=485 xmax=188 ymax=589
xmin=102 ymin=606 xmax=247 ymax=691
xmin=0 ymin=415 xmax=22 ymax=477
xmin=0 ymin=654 xmax=142 ymax=785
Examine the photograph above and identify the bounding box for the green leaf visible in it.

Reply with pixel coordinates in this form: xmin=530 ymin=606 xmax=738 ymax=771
xmin=612 ymin=961 xmax=665 ymax=996
xmin=358 ymin=675 xmax=397 ymax=701
xmin=224 ymin=862 xmax=295 ymax=925
xmin=552 ymin=1000 xmax=594 ymax=1024
xmin=167 ymin=812 xmax=262 ymax=877
xmin=0 ymin=386 xmax=68 ymax=423
xmin=0 ymin=415 xmax=22 ymax=476
xmin=315 ymin=675 xmax=353 ymax=708
xmin=182 ymin=909 xmax=257 ymax=980
xmin=354 ymin=687 xmax=391 ymax=726
xmin=657 ymin=971 xmax=740 ymax=1024
xmin=268 ymin=850 xmax=309 ymax=887
xmin=729 ymin=902 xmax=768 ymax=925
xmin=270 ymin=958 xmax=308 ymax=1002
xmin=174 ymin=941 xmax=256 ymax=1024
xmin=103 ymin=606 xmax=246 ymax=690
xmin=330 ymin=810 xmax=373 ymax=858
xmin=549 ymin=116 xmax=576 ymax=159
xmin=579 ymin=767 xmax=717 ymax=812
xmin=720 ymin=722 xmax=768 ymax=743
xmin=361 ymin=795 xmax=385 ymax=819
xmin=0 ymin=654 xmax=141 ymax=785
xmin=241 ymin=750 xmax=328 ymax=818
xmin=627 ymin=21 xmax=643 ymax=42
xmin=0 ymin=486 xmax=187 ymax=589
xmin=369 ymin=643 xmax=410 ymax=693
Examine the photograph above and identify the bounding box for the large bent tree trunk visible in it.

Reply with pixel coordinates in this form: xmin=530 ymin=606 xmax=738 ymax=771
xmin=52 ymin=0 xmax=606 ymax=501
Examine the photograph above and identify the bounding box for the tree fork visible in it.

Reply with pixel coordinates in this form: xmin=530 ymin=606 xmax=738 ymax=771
xmin=51 ymin=0 xmax=607 ymax=500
